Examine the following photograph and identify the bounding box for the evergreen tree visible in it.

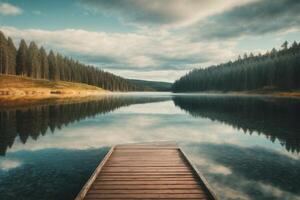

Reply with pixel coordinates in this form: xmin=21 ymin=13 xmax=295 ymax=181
xmin=48 ymin=50 xmax=59 ymax=80
xmin=0 ymin=31 xmax=8 ymax=74
xmin=40 ymin=47 xmax=49 ymax=79
xmin=56 ymin=53 xmax=65 ymax=81
xmin=16 ymin=39 xmax=28 ymax=76
xmin=281 ymin=41 xmax=288 ymax=50
xmin=27 ymin=42 xmax=41 ymax=78
xmin=7 ymin=37 xmax=17 ymax=75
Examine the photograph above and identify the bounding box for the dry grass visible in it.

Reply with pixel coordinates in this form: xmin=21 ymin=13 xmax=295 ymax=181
xmin=0 ymin=74 xmax=107 ymax=101
xmin=275 ymin=92 xmax=300 ymax=98
xmin=231 ymin=89 xmax=300 ymax=98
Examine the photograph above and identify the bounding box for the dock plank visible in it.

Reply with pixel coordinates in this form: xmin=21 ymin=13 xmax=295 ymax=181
xmin=75 ymin=143 xmax=217 ymax=200
xmin=87 ymin=189 xmax=204 ymax=194
xmin=85 ymin=193 xmax=207 ymax=199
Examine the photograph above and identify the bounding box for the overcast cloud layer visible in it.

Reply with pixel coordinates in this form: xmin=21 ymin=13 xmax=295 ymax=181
xmin=192 ymin=0 xmax=300 ymax=40
xmin=1 ymin=26 xmax=236 ymax=69
xmin=1 ymin=0 xmax=299 ymax=81
xmin=81 ymin=0 xmax=254 ymax=28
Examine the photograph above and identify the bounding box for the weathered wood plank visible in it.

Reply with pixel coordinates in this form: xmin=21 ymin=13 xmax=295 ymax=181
xmin=99 ymin=172 xmax=193 ymax=175
xmin=98 ymin=174 xmax=194 ymax=177
xmin=90 ymin=184 xmax=202 ymax=190
xmin=97 ymin=175 xmax=195 ymax=179
xmin=105 ymin=164 xmax=187 ymax=167
xmin=85 ymin=193 xmax=207 ymax=199
xmin=101 ymin=167 xmax=190 ymax=172
xmin=92 ymin=180 xmax=199 ymax=185
xmin=112 ymin=150 xmax=179 ymax=152
xmin=88 ymin=189 xmax=204 ymax=194
xmin=96 ymin=177 xmax=196 ymax=181
xmin=76 ymin=143 xmax=217 ymax=200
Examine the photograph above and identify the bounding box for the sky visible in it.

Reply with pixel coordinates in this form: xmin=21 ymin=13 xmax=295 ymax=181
xmin=0 ymin=0 xmax=299 ymax=82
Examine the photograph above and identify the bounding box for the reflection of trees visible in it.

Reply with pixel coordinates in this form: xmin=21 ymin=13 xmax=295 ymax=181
xmin=0 ymin=96 xmax=168 ymax=155
xmin=173 ymin=95 xmax=300 ymax=153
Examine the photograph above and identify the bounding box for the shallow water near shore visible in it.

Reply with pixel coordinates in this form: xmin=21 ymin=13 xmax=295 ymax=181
xmin=0 ymin=92 xmax=299 ymax=200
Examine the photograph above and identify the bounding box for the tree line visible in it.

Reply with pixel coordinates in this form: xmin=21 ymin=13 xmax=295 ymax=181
xmin=0 ymin=31 xmax=140 ymax=91
xmin=172 ymin=41 xmax=300 ymax=92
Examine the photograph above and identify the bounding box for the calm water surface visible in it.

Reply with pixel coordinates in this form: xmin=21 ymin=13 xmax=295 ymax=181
xmin=0 ymin=93 xmax=299 ymax=200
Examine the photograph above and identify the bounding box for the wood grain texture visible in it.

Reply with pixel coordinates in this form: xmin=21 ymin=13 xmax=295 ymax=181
xmin=76 ymin=143 xmax=217 ymax=200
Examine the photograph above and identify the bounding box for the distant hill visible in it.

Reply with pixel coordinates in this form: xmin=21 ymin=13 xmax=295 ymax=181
xmin=128 ymin=79 xmax=172 ymax=91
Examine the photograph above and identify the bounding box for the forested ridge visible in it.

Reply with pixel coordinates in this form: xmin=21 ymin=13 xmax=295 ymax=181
xmin=172 ymin=41 xmax=300 ymax=92
xmin=128 ymin=79 xmax=172 ymax=91
xmin=0 ymin=31 xmax=140 ymax=91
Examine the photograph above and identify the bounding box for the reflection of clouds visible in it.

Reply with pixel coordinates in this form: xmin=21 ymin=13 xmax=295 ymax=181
xmin=257 ymin=182 xmax=300 ymax=200
xmin=211 ymin=179 xmax=300 ymax=200
xmin=259 ymin=183 xmax=284 ymax=198
xmin=0 ymin=148 xmax=110 ymax=200
xmin=184 ymin=142 xmax=300 ymax=200
xmin=115 ymin=100 xmax=185 ymax=115
xmin=184 ymin=149 xmax=249 ymax=200
xmin=7 ymin=115 xmax=241 ymax=153
xmin=2 ymin=99 xmax=300 ymax=200
xmin=277 ymin=149 xmax=300 ymax=160
xmin=6 ymin=100 xmax=289 ymax=155
xmin=208 ymin=165 xmax=232 ymax=175
xmin=214 ymin=182 xmax=249 ymax=200
xmin=0 ymin=159 xmax=21 ymax=170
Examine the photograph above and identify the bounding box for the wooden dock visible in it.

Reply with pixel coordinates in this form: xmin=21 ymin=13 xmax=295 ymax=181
xmin=76 ymin=143 xmax=217 ymax=200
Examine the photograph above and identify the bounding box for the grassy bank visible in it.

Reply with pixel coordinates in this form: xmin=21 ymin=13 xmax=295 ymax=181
xmin=238 ymin=87 xmax=300 ymax=98
xmin=0 ymin=75 xmax=107 ymax=101
xmin=175 ymin=90 xmax=300 ymax=98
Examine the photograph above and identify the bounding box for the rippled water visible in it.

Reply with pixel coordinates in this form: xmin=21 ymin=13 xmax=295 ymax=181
xmin=0 ymin=93 xmax=299 ymax=200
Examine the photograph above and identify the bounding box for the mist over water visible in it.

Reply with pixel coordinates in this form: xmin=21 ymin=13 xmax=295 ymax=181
xmin=0 ymin=93 xmax=299 ymax=200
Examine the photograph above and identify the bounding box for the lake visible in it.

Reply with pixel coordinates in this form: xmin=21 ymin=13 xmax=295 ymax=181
xmin=0 ymin=93 xmax=299 ymax=200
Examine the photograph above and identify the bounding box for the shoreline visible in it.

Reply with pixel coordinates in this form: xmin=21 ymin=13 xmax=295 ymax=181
xmin=172 ymin=90 xmax=300 ymax=98
xmin=0 ymin=89 xmax=108 ymax=100
xmin=1 ymin=75 xmax=299 ymax=107
xmin=0 ymin=95 xmax=110 ymax=110
xmin=0 ymin=91 xmax=108 ymax=108
xmin=232 ymin=90 xmax=300 ymax=98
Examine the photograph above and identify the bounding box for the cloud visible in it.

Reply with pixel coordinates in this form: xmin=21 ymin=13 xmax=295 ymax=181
xmin=195 ymin=143 xmax=300 ymax=196
xmin=192 ymin=0 xmax=300 ymax=40
xmin=32 ymin=10 xmax=42 ymax=15
xmin=108 ymin=69 xmax=188 ymax=82
xmin=81 ymin=0 xmax=254 ymax=28
xmin=0 ymin=159 xmax=21 ymax=170
xmin=187 ymin=142 xmax=300 ymax=199
xmin=0 ymin=3 xmax=22 ymax=16
xmin=0 ymin=26 xmax=236 ymax=81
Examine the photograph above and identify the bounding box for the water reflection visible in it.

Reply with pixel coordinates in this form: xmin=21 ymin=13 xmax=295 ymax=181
xmin=0 ymin=95 xmax=169 ymax=155
xmin=0 ymin=148 xmax=109 ymax=200
xmin=173 ymin=95 xmax=300 ymax=153
xmin=184 ymin=142 xmax=300 ymax=200
xmin=0 ymin=94 xmax=299 ymax=200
